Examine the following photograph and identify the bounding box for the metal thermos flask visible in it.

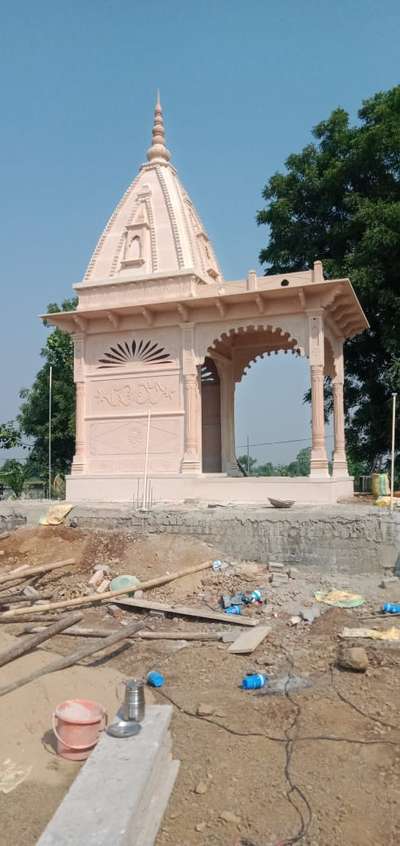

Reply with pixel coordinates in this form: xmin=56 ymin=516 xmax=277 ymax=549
xmin=121 ymin=679 xmax=145 ymax=723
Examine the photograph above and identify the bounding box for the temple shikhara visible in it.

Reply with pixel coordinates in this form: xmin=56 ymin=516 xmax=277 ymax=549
xmin=45 ymin=96 xmax=368 ymax=504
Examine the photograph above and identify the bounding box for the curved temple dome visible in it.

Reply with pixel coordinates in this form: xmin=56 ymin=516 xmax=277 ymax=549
xmin=83 ymin=94 xmax=222 ymax=285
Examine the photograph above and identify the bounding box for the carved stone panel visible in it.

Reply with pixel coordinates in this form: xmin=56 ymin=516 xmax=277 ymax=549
xmin=87 ymin=416 xmax=183 ymax=474
xmin=87 ymin=375 xmax=180 ymax=416
xmin=85 ymin=330 xmax=179 ymax=373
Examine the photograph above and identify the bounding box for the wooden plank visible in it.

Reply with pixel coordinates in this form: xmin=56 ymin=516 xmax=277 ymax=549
xmin=0 ymin=612 xmax=83 ymax=668
xmin=0 ymin=560 xmax=213 ymax=619
xmin=227 ymin=624 xmax=271 ymax=654
xmin=0 ymin=620 xmax=144 ymax=697
xmin=115 ymin=597 xmax=257 ymax=626
xmin=0 ymin=558 xmax=77 ymax=586
xmin=0 ymin=614 xmax=63 ymax=624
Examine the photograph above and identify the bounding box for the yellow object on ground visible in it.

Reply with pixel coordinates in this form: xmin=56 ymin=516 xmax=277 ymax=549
xmin=315 ymin=590 xmax=365 ymax=608
xmin=340 ymin=626 xmax=400 ymax=641
xmin=39 ymin=503 xmax=74 ymax=526
xmin=374 ymin=496 xmax=391 ymax=507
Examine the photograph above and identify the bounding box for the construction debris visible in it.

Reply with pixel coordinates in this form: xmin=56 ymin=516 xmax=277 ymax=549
xmin=339 ymin=626 xmax=400 ymax=641
xmin=270 ymin=572 xmax=289 ymax=587
xmin=0 ymin=559 xmax=214 ymax=619
xmin=337 ymin=646 xmax=369 ymax=672
xmin=0 ymin=558 xmax=77 ymax=586
xmin=0 ymin=612 xmax=83 ymax=668
xmin=0 ymin=620 xmax=144 ymax=697
xmin=114 ymin=596 xmax=257 ymax=625
xmin=315 ymin=590 xmax=365 ymax=608
xmin=196 ymin=703 xmax=215 ymax=716
xmin=228 ymin=625 xmax=271 ymax=654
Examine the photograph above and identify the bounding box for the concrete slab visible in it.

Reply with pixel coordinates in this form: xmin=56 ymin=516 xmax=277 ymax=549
xmin=36 ymin=705 xmax=179 ymax=846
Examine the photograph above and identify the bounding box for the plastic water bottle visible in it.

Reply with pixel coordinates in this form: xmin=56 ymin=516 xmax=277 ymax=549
xmin=242 ymin=673 xmax=267 ymax=690
xmin=224 ymin=605 xmax=241 ymax=615
xmin=243 ymin=589 xmax=263 ymax=604
xmin=383 ymin=602 xmax=400 ymax=613
xmin=147 ymin=671 xmax=165 ymax=688
xmin=212 ymin=559 xmax=223 ymax=572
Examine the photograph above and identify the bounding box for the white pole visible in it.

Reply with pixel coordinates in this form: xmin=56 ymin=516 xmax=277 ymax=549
xmin=142 ymin=410 xmax=151 ymax=510
xmin=48 ymin=365 xmax=53 ymax=500
xmin=390 ymin=392 xmax=397 ymax=512
xmin=246 ymin=435 xmax=250 ymax=475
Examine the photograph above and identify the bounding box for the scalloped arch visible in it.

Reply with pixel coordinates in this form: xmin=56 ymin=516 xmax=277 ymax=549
xmin=194 ymin=320 xmax=307 ymax=370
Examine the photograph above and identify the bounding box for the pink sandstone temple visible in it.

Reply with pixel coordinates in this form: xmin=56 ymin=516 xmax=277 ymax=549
xmin=45 ymin=97 xmax=368 ymax=504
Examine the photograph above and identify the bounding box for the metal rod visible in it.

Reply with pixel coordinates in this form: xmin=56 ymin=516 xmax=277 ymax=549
xmin=142 ymin=410 xmax=151 ymax=510
xmin=48 ymin=365 xmax=53 ymax=500
xmin=246 ymin=434 xmax=250 ymax=475
xmin=390 ymin=392 xmax=397 ymax=512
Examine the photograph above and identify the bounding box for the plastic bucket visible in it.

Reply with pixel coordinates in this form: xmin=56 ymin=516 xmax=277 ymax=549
xmin=52 ymin=699 xmax=107 ymax=761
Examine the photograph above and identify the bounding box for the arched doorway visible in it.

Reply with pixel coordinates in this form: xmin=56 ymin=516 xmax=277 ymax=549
xmin=200 ymin=324 xmax=302 ymax=475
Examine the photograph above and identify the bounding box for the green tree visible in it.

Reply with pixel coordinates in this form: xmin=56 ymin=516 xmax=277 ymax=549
xmin=237 ymin=454 xmax=258 ymax=474
xmin=257 ymin=86 xmax=400 ymax=469
xmin=295 ymin=447 xmax=311 ymax=476
xmin=17 ymin=298 xmax=77 ymax=478
xmin=0 ymin=459 xmax=30 ymax=498
xmin=0 ymin=422 xmax=21 ymax=449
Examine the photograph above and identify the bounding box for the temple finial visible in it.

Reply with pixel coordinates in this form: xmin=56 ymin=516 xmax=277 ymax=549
xmin=146 ymin=92 xmax=171 ymax=163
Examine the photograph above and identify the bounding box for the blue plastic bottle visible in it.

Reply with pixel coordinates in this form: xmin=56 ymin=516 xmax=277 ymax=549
xmin=224 ymin=605 xmax=241 ymax=615
xmin=241 ymin=673 xmax=267 ymax=690
xmin=147 ymin=671 xmax=165 ymax=688
xmin=383 ymin=602 xmax=400 ymax=614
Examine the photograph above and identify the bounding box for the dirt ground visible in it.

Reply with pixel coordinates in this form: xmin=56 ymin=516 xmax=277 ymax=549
xmin=0 ymin=525 xmax=400 ymax=846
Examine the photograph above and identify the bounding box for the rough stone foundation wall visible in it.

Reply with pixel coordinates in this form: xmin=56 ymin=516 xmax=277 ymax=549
xmin=1 ymin=503 xmax=399 ymax=573
xmin=68 ymin=505 xmax=400 ymax=573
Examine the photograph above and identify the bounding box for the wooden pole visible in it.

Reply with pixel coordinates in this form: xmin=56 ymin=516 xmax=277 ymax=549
xmin=0 ymin=612 xmax=83 ymax=668
xmin=390 ymin=392 xmax=397 ymax=512
xmin=0 ymin=559 xmax=213 ymax=619
xmin=0 ymin=558 xmax=76 ymax=586
xmin=48 ymin=364 xmax=53 ymax=499
xmin=19 ymin=625 xmax=224 ymax=641
xmin=0 ymin=620 xmax=144 ymax=697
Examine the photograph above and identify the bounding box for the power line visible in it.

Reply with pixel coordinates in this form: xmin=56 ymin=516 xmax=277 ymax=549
xmin=237 ymin=434 xmax=334 ymax=449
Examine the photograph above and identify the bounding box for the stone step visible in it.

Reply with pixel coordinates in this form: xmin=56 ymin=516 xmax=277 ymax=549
xmin=37 ymin=705 xmax=179 ymax=846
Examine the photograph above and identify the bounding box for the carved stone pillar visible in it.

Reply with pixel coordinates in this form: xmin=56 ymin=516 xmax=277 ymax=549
xmin=71 ymin=334 xmax=86 ymax=474
xmin=217 ymin=358 xmax=240 ymax=475
xmin=310 ymin=364 xmax=329 ymax=476
xmin=181 ymin=324 xmax=201 ymax=474
xmin=332 ymin=341 xmax=349 ymax=478
xmin=307 ymin=311 xmax=329 ymax=477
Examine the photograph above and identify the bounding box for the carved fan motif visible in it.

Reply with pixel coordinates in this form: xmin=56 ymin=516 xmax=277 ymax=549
xmin=201 ymin=357 xmax=219 ymax=384
xmin=98 ymin=339 xmax=172 ymax=369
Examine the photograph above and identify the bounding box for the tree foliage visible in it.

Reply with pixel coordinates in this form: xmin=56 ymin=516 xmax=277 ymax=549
xmin=0 ymin=459 xmax=30 ymax=498
xmin=17 ymin=299 xmax=77 ymax=477
xmin=0 ymin=422 xmax=21 ymax=450
xmin=257 ymin=86 xmax=400 ymax=468
xmin=237 ymin=447 xmax=311 ymax=477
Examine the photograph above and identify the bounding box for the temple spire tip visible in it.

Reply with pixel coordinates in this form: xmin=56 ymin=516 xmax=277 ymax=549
xmin=146 ymin=92 xmax=171 ymax=163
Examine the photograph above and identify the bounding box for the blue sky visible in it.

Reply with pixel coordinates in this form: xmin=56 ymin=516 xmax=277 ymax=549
xmin=1 ymin=0 xmax=399 ymax=465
